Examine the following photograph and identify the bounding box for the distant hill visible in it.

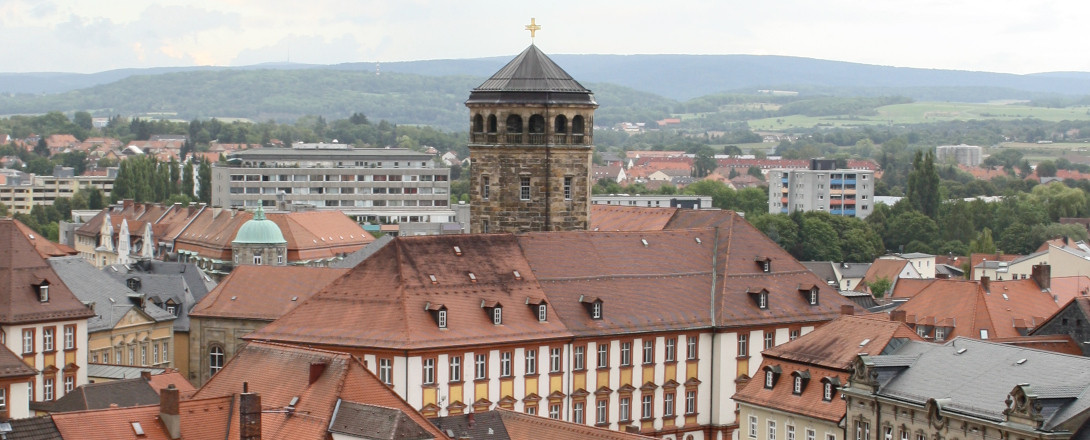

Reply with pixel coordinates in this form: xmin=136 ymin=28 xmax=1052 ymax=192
xmin=6 ymin=54 xmax=1090 ymax=101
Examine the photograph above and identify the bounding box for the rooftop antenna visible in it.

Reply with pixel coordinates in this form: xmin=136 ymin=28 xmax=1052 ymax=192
xmin=525 ymin=18 xmax=541 ymax=43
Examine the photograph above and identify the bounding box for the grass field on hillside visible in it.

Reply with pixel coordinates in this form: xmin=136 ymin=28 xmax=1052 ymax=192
xmin=745 ymin=102 xmax=1090 ymax=130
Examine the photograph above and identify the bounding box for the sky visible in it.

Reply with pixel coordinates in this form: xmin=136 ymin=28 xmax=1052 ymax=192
xmin=1 ymin=0 xmax=1087 ymax=75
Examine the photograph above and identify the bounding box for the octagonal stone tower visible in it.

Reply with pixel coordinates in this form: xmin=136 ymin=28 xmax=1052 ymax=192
xmin=466 ymin=44 xmax=597 ymax=233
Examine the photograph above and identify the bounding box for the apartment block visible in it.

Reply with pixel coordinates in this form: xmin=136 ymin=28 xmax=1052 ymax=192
xmin=768 ymin=159 xmax=874 ymax=218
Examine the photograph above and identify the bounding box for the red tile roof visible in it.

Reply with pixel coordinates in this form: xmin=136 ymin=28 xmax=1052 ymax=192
xmin=896 ymin=278 xmax=1061 ymax=339
xmin=590 ymin=205 xmax=678 ymax=232
xmin=889 ymin=278 xmax=936 ymax=300
xmin=172 ymin=208 xmax=371 ymax=263
xmin=989 ymin=334 xmax=1083 ymax=355
xmin=12 ymin=220 xmax=77 ymax=257
xmin=194 ymin=341 xmax=449 ymax=440
xmin=189 ymin=265 xmax=348 ymax=321
xmin=50 ymin=395 xmax=234 ymax=440
xmin=146 ymin=370 xmax=196 ymax=395
xmin=855 ymin=259 xmax=910 ymax=293
xmin=1048 ymin=275 xmax=1090 ymax=305
xmin=968 ymin=252 xmax=1019 ymax=279
xmin=0 ymin=219 xmax=95 ymax=324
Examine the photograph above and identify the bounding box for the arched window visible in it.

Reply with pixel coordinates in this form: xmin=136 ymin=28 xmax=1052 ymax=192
xmin=572 ymin=115 xmax=586 ymax=144
xmin=487 ymin=115 xmax=498 ymax=133
xmin=505 ymin=114 xmax=523 ymax=143
xmin=210 ymin=345 xmax=225 ymax=376
xmin=554 ymin=115 xmax=569 ymax=144
xmin=473 ymin=114 xmax=484 ymax=133
xmin=528 ymin=115 xmax=545 ymax=143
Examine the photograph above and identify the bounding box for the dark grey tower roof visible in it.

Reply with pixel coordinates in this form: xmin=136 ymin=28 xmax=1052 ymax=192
xmin=466 ymin=45 xmax=596 ymax=106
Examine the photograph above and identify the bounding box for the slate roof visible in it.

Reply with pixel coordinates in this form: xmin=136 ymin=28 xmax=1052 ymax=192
xmin=47 ymin=377 xmax=161 ymax=413
xmin=102 ymin=261 xmax=215 ymax=332
xmin=194 ymin=341 xmax=448 ymax=440
xmin=897 ymin=278 xmax=1061 ymax=339
xmin=189 ymin=265 xmax=348 ymax=321
xmin=872 ymin=338 xmax=1090 ymax=428
xmin=329 ymin=234 xmax=393 ymax=269
xmin=47 ymin=256 xmax=175 ymax=333
xmin=802 ymin=261 xmax=838 ymax=285
xmin=0 ymin=219 xmax=95 ymax=325
xmin=328 ymin=400 xmax=435 ymax=440
xmin=248 ymin=210 xmax=856 ymax=349
xmin=431 ymin=409 xmax=655 ymax=440
xmin=86 ymin=364 xmax=165 ymax=380
xmin=467 ymin=45 xmax=596 ymax=106
xmin=1 ymin=416 xmax=62 ymax=440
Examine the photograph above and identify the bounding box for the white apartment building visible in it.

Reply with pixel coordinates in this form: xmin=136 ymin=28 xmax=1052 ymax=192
xmin=768 ymin=160 xmax=875 ymax=219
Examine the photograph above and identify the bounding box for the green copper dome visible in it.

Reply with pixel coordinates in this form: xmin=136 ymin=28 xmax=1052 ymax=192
xmin=232 ymin=206 xmax=286 ymax=244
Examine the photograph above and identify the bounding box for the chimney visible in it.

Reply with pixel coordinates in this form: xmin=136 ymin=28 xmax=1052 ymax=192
xmin=160 ymin=384 xmax=181 ymax=440
xmin=141 ymin=371 xmax=151 ymax=381
xmin=980 ymin=276 xmax=990 ymax=293
xmin=841 ymin=305 xmax=855 ymax=315
xmin=890 ymin=310 xmax=907 ymax=323
xmin=123 ymin=199 xmax=134 ymax=210
xmin=309 ymin=362 xmax=327 ymax=385
xmin=1031 ymin=264 xmax=1051 ymax=290
xmin=467 ymin=412 xmax=475 ymax=427
xmin=240 ymin=388 xmax=262 ymax=440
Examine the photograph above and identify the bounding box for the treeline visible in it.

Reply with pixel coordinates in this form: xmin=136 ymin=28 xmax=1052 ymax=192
xmin=109 ymin=155 xmax=210 ymax=205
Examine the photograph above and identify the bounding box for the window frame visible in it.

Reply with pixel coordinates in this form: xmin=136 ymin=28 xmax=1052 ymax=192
xmin=379 ymin=358 xmax=393 ymax=385
xmin=664 ymin=392 xmax=675 ymax=417
xmin=620 ymin=342 xmax=632 ymax=366
xmin=685 ymin=390 xmax=697 ymax=415
xmin=423 ymin=358 xmax=436 ymax=384
xmin=597 ymin=344 xmax=609 ymax=369
xmin=549 ymin=347 xmax=562 ymax=373
xmin=642 ymin=340 xmax=654 ymax=365
xmin=641 ymin=394 xmax=653 ymax=420
xmin=449 ymin=356 xmax=462 ymax=382
xmin=749 ymin=415 xmax=759 ymax=439
xmin=42 ymin=327 xmax=55 ymax=352
xmin=475 ymin=354 xmax=487 ymax=380
xmin=738 ymin=334 xmax=749 ymax=357
xmin=573 ymin=346 xmax=585 ymax=371
xmin=520 ymin=177 xmax=531 ymax=200
xmin=619 ymin=396 xmax=632 ymax=422
xmin=525 ymin=349 xmax=537 ymax=375
xmin=573 ymin=401 xmax=584 ymax=424
xmin=43 ymin=378 xmax=54 ymax=401
xmin=687 ymin=336 xmax=698 ymax=360
xmin=63 ymin=325 xmax=75 ymax=350
xmin=500 ymin=351 xmax=512 ymax=377
xmin=665 ymin=337 xmax=676 ymax=362
xmin=210 ymin=345 xmax=225 ymax=376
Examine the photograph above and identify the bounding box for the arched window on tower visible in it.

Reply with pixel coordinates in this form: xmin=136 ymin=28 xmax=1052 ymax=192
xmin=554 ymin=115 xmax=568 ymax=144
xmin=528 ymin=115 xmax=545 ymax=144
xmin=487 ymin=115 xmax=498 ymax=143
xmin=506 ymin=114 xmax=523 ymax=144
xmin=472 ymin=114 xmax=484 ymax=142
xmin=572 ymin=115 xmax=586 ymax=144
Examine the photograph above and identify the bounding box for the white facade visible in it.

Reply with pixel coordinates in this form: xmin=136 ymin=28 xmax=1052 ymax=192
xmin=1 ymin=318 xmax=89 ymax=409
xmin=768 ymin=169 xmax=875 ymax=219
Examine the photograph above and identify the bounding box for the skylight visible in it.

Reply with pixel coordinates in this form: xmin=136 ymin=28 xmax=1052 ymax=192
xmin=859 ymin=339 xmax=870 ymax=347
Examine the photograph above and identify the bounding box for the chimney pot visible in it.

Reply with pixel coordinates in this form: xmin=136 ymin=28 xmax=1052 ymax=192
xmin=141 ymin=371 xmax=151 ymax=381
xmin=841 ymin=305 xmax=855 ymax=315
xmin=980 ymin=276 xmax=991 ymax=293
xmin=160 ymin=384 xmax=181 ymax=439
xmin=468 ymin=412 xmax=475 ymax=427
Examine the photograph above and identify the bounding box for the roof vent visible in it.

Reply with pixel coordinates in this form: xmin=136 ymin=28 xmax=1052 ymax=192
xmin=513 ymin=270 xmax=522 ymax=281
xmin=859 ymin=339 xmax=870 ymax=347
xmin=231 ymin=296 xmax=237 ymax=301
xmin=429 ymin=274 xmax=438 ymax=285
xmin=956 ymin=348 xmax=967 ymax=355
xmin=1002 ymin=294 xmax=1009 ymax=301
xmin=468 ymin=272 xmax=477 ymax=283
xmin=1016 ymin=358 xmax=1028 ymax=365
xmin=641 ymin=239 xmax=648 ymax=247
xmin=28 ymin=234 xmax=35 ymax=239
xmin=453 ymin=246 xmax=463 ymax=256
xmin=695 ymin=237 xmax=702 ymax=244
xmin=291 ymin=296 xmax=298 ymax=301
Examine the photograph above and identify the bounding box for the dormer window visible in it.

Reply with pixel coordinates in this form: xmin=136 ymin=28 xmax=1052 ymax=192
xmin=425 ymin=303 xmax=448 ymax=329
xmin=39 ymin=283 xmax=50 ymax=302
xmin=747 ymin=288 xmax=770 ymax=309
xmin=755 ymin=257 xmax=772 ymax=273
xmin=791 ymin=371 xmax=810 ymax=395
xmin=820 ymin=377 xmax=840 ymax=401
xmin=762 ymin=365 xmax=782 ymax=389
xmin=493 ymin=307 xmax=503 ymax=325
xmin=537 ymin=304 xmax=547 ymax=322
xmin=481 ymin=300 xmax=502 ymax=325
xmin=580 ymin=296 xmax=604 ymax=320
xmin=798 ymin=284 xmax=820 ymax=305
xmin=809 ymin=288 xmax=819 ymax=305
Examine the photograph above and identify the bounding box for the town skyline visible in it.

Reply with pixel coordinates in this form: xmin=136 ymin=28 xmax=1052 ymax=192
xmin=3 ymin=0 xmax=1088 ymax=75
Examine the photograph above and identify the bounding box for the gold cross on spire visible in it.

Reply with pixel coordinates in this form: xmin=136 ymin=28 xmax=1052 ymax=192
xmin=525 ymin=18 xmax=541 ymax=41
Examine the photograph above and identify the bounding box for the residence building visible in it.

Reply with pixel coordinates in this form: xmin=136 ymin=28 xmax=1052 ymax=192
xmin=768 ymin=159 xmax=875 ymax=219
xmin=187 ymin=265 xmax=348 ymax=386
xmin=843 ymin=338 xmax=1090 ymax=440
xmin=591 ymin=195 xmax=714 ymax=210
xmin=853 ymin=259 xmax=922 ymax=296
xmin=733 ymin=315 xmax=923 ymax=440
xmin=972 ymin=240 xmax=1090 ymax=281
xmin=935 ymin=144 xmax=982 ymax=167
xmin=212 ymin=142 xmax=459 ymax=234
xmin=244 ymin=208 xmax=859 ymax=440
xmin=878 ymin=253 xmax=936 ymax=279
xmin=1030 ymin=296 xmax=1090 ymax=356
xmin=801 ymin=261 xmax=871 ymax=291
xmin=0 ymin=219 xmax=95 ymax=416
xmin=0 ymin=170 xmax=115 ymax=215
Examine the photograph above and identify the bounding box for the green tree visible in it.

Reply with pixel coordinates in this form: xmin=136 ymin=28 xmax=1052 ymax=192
xmin=1036 ymin=160 xmax=1058 ymax=178
xmin=906 ymin=150 xmax=940 ymax=219
xmin=969 ymin=228 xmax=997 ymax=254
xmin=198 ymin=159 xmax=212 ymax=203
xmin=73 ymin=111 xmax=93 ymax=131
xmin=692 ymin=148 xmax=716 ymax=178
xmin=998 ymin=222 xmax=1035 ymax=254
xmin=182 ymin=161 xmax=195 ymax=198
xmin=867 ymin=277 xmax=893 ymax=298
xmin=1030 ymin=182 xmax=1087 ymax=221
xmin=884 ymin=210 xmax=939 ymax=253
xmin=797 ymin=215 xmax=842 ymax=261
xmin=34 ymin=137 xmax=49 ymax=157
xmin=751 ymin=214 xmax=799 ymax=251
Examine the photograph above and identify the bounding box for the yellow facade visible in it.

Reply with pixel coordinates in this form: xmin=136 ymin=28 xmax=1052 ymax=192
xmin=88 ymin=308 xmax=174 ymax=369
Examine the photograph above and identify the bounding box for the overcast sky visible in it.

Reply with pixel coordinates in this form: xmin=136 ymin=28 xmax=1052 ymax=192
xmin=2 ymin=0 xmax=1085 ymax=75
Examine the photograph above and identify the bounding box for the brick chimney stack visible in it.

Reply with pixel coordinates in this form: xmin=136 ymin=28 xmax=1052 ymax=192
xmin=890 ymin=310 xmax=907 ymax=323
xmin=160 ymin=384 xmax=181 ymax=440
xmin=1031 ymin=264 xmax=1051 ymax=290
xmin=980 ymin=276 xmax=990 ymax=293
xmin=841 ymin=305 xmax=855 ymax=315
xmin=240 ymin=387 xmax=262 ymax=440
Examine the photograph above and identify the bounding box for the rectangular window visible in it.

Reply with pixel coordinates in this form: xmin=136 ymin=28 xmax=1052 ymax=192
xmin=641 ymin=394 xmax=653 ymax=419
xmin=789 ymin=425 xmax=796 ymax=440
xmin=500 ymin=352 xmax=512 ymax=377
xmin=664 ymin=392 xmax=675 ymax=417
xmin=450 ymin=356 xmax=462 ymax=382
xmin=597 ymin=344 xmax=609 ymax=368
xmin=379 ymin=358 xmax=392 ymax=384
xmin=619 ymin=397 xmax=631 ymax=421
xmin=808 ymin=429 xmax=816 ymax=440
xmin=830 ymin=434 xmax=838 ymax=440
xmin=0 ymin=388 xmax=5 ymax=411
xmin=550 ymin=347 xmax=562 ymax=373
xmin=685 ymin=390 xmax=696 ymax=414
xmin=642 ymin=340 xmax=654 ymax=364
xmin=43 ymin=328 xmax=54 ymax=352
xmin=573 ymin=346 xmax=585 ymax=370
xmin=537 ymin=305 xmax=547 ymax=322
xmin=790 ymin=330 xmax=800 ymax=341
xmin=687 ymin=336 xmax=698 ymax=360
xmin=738 ymin=334 xmax=749 ymax=357
xmin=564 ymin=177 xmax=573 ymax=200
xmin=153 ymin=344 xmax=159 ymax=364
xmin=765 ymin=331 xmax=774 ymax=349
xmin=597 ymin=399 xmax=608 ymax=423
xmin=900 ymin=430 xmax=908 ymax=440
xmin=44 ymin=378 xmax=54 ymax=401
xmin=161 ymin=342 xmax=168 ymax=363
xmin=525 ymin=349 xmax=537 ymax=375
xmin=423 ymin=358 xmax=435 ymax=384
xmin=662 ymin=337 xmax=676 ymax=362
xmin=128 ymin=346 xmax=135 ymax=365
xmin=22 ymin=329 xmax=33 ymax=354
xmin=749 ymin=415 xmax=758 ymax=438
xmin=475 ymin=354 xmax=487 ymax=379
xmin=141 ymin=345 xmax=147 ymax=366
xmin=64 ymin=376 xmax=74 ymax=393
xmin=482 ymin=176 xmax=490 ymax=199
xmin=520 ymin=177 xmax=531 ymax=200
xmin=884 ymin=427 xmax=893 ymax=440
xmin=620 ymin=342 xmax=632 ymax=366
xmin=526 ymin=405 xmax=537 ymax=415
xmin=64 ymin=325 xmax=75 ymax=350
xmin=769 ymin=420 xmax=777 ymax=440
xmin=573 ymin=402 xmax=584 ymax=424
xmin=549 ymin=403 xmax=561 ymax=419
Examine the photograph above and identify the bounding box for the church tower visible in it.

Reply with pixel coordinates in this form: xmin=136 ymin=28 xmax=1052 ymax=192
xmin=466 ymin=39 xmax=597 ymax=233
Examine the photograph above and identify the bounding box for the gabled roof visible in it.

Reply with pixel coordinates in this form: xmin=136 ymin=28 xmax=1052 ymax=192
xmin=0 ymin=219 xmax=95 ymax=324
xmin=802 ymin=261 xmax=838 ymax=284
xmin=12 ymin=220 xmax=76 ymax=258
xmin=431 ymin=409 xmax=654 ymax=440
xmin=48 ymin=256 xmax=175 ymax=333
xmin=102 ymin=261 xmax=215 ymax=332
xmin=189 ymin=265 xmax=347 ymax=321
xmin=855 ymin=259 xmax=912 ymax=293
xmin=47 ymin=377 xmax=161 ymax=413
xmin=329 ymin=400 xmax=435 ymax=440
xmin=589 ymin=205 xmax=678 ymax=232
xmin=50 ymin=395 xmax=234 ymax=440
xmin=762 ymin=314 xmax=925 ymax=369
xmin=194 ymin=341 xmax=448 ymax=440
xmin=0 ymin=416 xmax=62 ymax=440
xmin=896 ymin=278 xmax=1060 ymax=339
xmin=888 ymin=278 xmax=937 ymax=300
